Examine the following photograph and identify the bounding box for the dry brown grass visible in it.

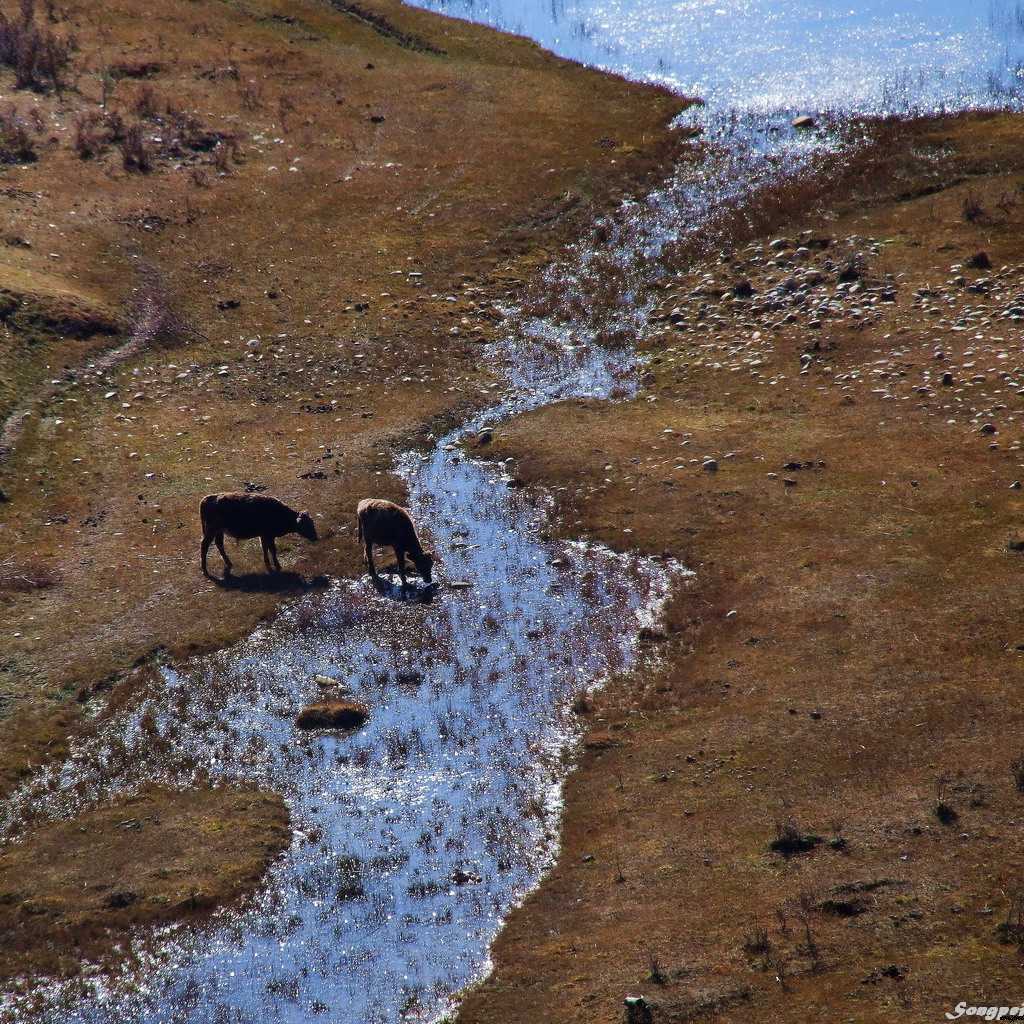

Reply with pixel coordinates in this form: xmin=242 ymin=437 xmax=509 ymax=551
xmin=457 ymin=112 xmax=1024 ymax=1024
xmin=0 ymin=783 xmax=289 ymax=986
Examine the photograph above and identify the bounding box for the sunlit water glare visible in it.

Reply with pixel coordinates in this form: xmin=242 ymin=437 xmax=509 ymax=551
xmin=4 ymin=3 xmax=1022 ymax=1023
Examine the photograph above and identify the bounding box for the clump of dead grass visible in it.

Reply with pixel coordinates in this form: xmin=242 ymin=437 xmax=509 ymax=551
xmin=0 ymin=558 xmax=59 ymax=591
xmin=0 ymin=103 xmax=36 ymax=163
xmin=769 ymin=817 xmax=822 ymax=858
xmin=0 ymin=0 xmax=73 ymax=94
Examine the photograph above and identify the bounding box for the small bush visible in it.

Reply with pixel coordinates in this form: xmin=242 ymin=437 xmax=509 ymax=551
xmin=119 ymin=122 xmax=152 ymax=172
xmin=1011 ymin=756 xmax=1024 ymax=793
xmin=72 ymin=110 xmax=103 ymax=158
xmin=742 ymin=926 xmax=771 ymax=957
xmin=73 ymin=108 xmax=127 ymax=159
xmin=0 ymin=0 xmax=73 ymax=94
xmin=770 ymin=818 xmax=822 ymax=858
xmin=132 ymin=82 xmax=161 ymax=119
xmin=644 ymin=947 xmax=667 ymax=985
xmin=0 ymin=104 xmax=36 ymax=163
xmin=962 ymin=191 xmax=986 ymax=223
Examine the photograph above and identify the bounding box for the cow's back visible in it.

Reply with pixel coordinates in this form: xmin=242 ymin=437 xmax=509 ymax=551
xmin=357 ymin=498 xmax=415 ymax=547
xmin=206 ymin=492 xmax=291 ymax=539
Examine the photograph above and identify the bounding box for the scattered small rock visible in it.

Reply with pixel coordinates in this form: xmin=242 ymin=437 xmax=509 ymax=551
xmin=295 ymin=700 xmax=369 ymax=731
xmin=862 ymin=964 xmax=907 ymax=984
xmin=792 ymin=115 xmax=816 ymax=129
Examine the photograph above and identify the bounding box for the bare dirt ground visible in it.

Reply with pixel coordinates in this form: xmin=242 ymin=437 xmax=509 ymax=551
xmin=0 ymin=0 xmax=684 ymax=985
xmin=458 ymin=113 xmax=1024 ymax=1023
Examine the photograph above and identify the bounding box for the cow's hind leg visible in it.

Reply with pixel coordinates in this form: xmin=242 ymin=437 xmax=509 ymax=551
xmin=364 ymin=540 xmax=380 ymax=581
xmin=201 ymin=532 xmax=214 ymax=577
xmin=269 ymin=537 xmax=282 ymax=572
xmin=216 ymin=532 xmax=232 ymax=575
xmin=261 ymin=536 xmax=274 ymax=573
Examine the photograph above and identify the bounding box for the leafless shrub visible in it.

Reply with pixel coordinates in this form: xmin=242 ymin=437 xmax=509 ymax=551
xmin=277 ymin=93 xmax=295 ymax=132
xmin=996 ymin=891 xmax=1024 ymax=950
xmin=132 ymin=82 xmax=161 ymax=119
xmin=962 ymin=190 xmax=986 ymax=223
xmin=741 ymin=926 xmax=771 ymax=957
xmin=794 ymin=893 xmax=822 ymax=972
xmin=0 ymin=0 xmax=73 ymax=94
xmin=770 ymin=816 xmax=822 ymax=857
xmin=0 ymin=104 xmax=36 ymax=163
xmin=934 ymin=779 xmax=958 ymax=825
xmin=239 ymin=78 xmax=263 ymax=111
xmin=119 ymin=122 xmax=152 ymax=172
xmin=643 ymin=946 xmax=667 ymax=984
xmin=72 ymin=108 xmax=126 ymax=159
xmin=1012 ymin=756 xmax=1024 ymax=793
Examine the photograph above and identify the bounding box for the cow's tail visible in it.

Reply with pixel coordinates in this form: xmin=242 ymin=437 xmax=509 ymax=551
xmin=356 ymin=511 xmax=362 ymax=543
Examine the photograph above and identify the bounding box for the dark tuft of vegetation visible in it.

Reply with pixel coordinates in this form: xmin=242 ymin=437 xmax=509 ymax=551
xmin=742 ymin=926 xmax=771 ymax=957
xmin=770 ymin=818 xmax=822 ymax=858
xmin=934 ymin=781 xmax=958 ymax=825
xmin=644 ymin=946 xmax=667 ymax=985
xmin=73 ymin=109 xmax=125 ymax=160
xmin=1011 ymin=756 xmax=1024 ymax=793
xmin=119 ymin=123 xmax=152 ymax=172
xmin=0 ymin=104 xmax=36 ymax=163
xmin=961 ymin=190 xmax=986 ymax=223
xmin=0 ymin=0 xmax=73 ymax=94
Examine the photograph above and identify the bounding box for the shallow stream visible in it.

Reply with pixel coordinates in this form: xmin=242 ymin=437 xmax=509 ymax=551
xmin=4 ymin=2 xmax=1024 ymax=1022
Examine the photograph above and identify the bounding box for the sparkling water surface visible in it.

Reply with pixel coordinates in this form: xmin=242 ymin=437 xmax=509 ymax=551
xmin=413 ymin=0 xmax=1024 ymax=112
xmin=3 ymin=3 xmax=1021 ymax=1023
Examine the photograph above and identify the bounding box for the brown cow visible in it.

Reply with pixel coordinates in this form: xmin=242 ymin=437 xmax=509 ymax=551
xmin=356 ymin=498 xmax=434 ymax=589
xmin=200 ymin=492 xmax=317 ymax=576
